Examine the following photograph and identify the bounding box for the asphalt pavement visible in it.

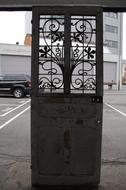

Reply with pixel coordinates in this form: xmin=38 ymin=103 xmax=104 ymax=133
xmin=0 ymin=96 xmax=31 ymax=190
xmin=0 ymin=91 xmax=126 ymax=190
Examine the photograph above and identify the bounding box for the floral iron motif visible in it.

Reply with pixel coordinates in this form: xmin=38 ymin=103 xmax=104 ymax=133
xmin=39 ymin=16 xmax=64 ymax=92
xmin=70 ymin=16 xmax=96 ymax=92
xmin=38 ymin=15 xmax=96 ymax=94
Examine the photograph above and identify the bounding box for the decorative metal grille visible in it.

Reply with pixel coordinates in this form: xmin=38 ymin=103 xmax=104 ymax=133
xmin=38 ymin=15 xmax=64 ymax=94
xmin=38 ymin=15 xmax=96 ymax=94
xmin=70 ymin=16 xmax=96 ymax=93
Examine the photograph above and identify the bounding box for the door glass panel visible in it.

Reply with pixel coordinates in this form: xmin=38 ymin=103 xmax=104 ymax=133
xmin=38 ymin=15 xmax=64 ymax=94
xmin=70 ymin=16 xmax=96 ymax=94
xmin=38 ymin=14 xmax=97 ymax=95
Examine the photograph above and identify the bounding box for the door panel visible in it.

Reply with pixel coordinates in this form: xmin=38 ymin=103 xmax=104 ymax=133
xmin=38 ymin=126 xmax=64 ymax=175
xmin=31 ymin=6 xmax=103 ymax=186
xmin=70 ymin=126 xmax=97 ymax=175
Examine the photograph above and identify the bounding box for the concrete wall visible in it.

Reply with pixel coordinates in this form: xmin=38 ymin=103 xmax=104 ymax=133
xmin=0 ymin=0 xmax=126 ymax=8
xmin=0 ymin=55 xmax=31 ymax=75
xmin=104 ymin=61 xmax=117 ymax=83
xmin=0 ymin=44 xmax=31 ymax=76
xmin=104 ymin=47 xmax=119 ymax=89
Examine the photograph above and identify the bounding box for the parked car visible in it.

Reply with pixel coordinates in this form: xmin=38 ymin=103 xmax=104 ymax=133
xmin=0 ymin=74 xmax=31 ymax=98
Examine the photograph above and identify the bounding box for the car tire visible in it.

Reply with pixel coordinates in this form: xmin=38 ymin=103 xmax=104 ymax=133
xmin=13 ymin=88 xmax=24 ymax=98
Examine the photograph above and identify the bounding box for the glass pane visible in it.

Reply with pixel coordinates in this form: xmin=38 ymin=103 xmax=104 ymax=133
xmin=38 ymin=15 xmax=64 ymax=94
xmin=70 ymin=16 xmax=96 ymax=94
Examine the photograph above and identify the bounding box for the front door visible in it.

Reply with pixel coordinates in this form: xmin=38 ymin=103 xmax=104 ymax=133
xmin=31 ymin=6 xmax=103 ymax=186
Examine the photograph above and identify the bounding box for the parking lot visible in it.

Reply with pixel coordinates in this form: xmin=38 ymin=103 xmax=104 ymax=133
xmin=0 ymin=97 xmax=30 ymax=129
xmin=0 ymin=91 xmax=126 ymax=189
xmin=0 ymin=96 xmax=31 ymax=190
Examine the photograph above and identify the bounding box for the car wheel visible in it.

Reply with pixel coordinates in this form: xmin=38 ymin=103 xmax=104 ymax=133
xmin=13 ymin=88 xmax=24 ymax=98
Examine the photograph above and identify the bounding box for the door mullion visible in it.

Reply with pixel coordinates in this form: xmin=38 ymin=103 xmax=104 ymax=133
xmin=96 ymin=9 xmax=103 ymax=96
xmin=32 ymin=7 xmax=39 ymax=97
xmin=64 ymin=14 xmax=71 ymax=95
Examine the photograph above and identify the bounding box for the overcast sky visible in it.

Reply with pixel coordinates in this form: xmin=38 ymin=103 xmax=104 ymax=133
xmin=0 ymin=12 xmax=25 ymax=45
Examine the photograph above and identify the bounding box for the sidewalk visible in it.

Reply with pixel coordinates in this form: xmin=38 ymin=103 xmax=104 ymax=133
xmin=0 ymin=154 xmax=126 ymax=189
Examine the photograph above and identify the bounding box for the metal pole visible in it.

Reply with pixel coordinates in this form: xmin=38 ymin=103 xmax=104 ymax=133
xmin=118 ymin=13 xmax=123 ymax=91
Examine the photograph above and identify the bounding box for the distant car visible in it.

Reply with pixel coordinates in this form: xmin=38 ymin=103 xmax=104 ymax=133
xmin=0 ymin=74 xmax=31 ymax=98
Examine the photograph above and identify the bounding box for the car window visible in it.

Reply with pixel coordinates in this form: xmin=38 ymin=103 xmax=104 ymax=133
xmin=25 ymin=75 xmax=31 ymax=81
xmin=13 ymin=76 xmax=25 ymax=80
xmin=4 ymin=75 xmax=25 ymax=81
xmin=0 ymin=76 xmax=4 ymax=81
xmin=2 ymin=75 xmax=31 ymax=81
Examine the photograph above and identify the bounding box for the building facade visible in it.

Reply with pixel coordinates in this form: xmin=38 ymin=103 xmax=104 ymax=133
xmin=0 ymin=43 xmax=31 ymax=76
xmin=103 ymin=12 xmax=123 ymax=89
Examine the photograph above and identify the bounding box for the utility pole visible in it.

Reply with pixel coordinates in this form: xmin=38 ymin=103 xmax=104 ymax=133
xmin=118 ymin=13 xmax=123 ymax=91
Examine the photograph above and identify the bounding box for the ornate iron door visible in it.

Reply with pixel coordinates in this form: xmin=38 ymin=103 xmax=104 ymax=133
xmin=31 ymin=6 xmax=103 ymax=187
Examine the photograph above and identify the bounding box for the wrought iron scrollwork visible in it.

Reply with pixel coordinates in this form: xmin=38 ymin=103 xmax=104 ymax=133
xmin=38 ymin=16 xmax=64 ymax=92
xmin=70 ymin=16 xmax=96 ymax=93
xmin=39 ymin=60 xmax=63 ymax=90
xmin=38 ymin=15 xmax=96 ymax=94
xmin=71 ymin=77 xmax=96 ymax=90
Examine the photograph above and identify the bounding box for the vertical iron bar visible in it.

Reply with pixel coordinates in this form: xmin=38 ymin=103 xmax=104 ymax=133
xmin=83 ymin=16 xmax=85 ymax=94
xmin=31 ymin=8 xmax=39 ymax=97
xmin=51 ymin=15 xmax=53 ymax=93
xmin=31 ymin=7 xmax=40 ymax=184
xmin=64 ymin=14 xmax=71 ymax=95
xmin=96 ymin=9 xmax=103 ymax=96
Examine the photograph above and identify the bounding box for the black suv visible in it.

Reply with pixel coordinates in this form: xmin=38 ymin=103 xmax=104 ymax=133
xmin=0 ymin=74 xmax=31 ymax=98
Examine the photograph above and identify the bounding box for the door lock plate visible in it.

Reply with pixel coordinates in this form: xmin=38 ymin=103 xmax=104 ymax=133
xmin=92 ymin=96 xmax=103 ymax=103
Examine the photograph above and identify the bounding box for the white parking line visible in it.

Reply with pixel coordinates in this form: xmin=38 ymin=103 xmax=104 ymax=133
xmin=0 ymin=106 xmax=30 ymax=130
xmin=0 ymin=99 xmax=30 ymax=117
xmin=105 ymin=103 xmax=126 ymax=117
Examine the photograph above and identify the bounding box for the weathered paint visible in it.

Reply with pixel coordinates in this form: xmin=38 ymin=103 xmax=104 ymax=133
xmin=31 ymin=6 xmax=103 ymax=187
xmin=32 ymin=97 xmax=103 ymax=185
